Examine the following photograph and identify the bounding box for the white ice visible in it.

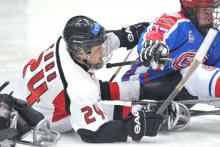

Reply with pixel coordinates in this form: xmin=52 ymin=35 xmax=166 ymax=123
xmin=0 ymin=0 xmax=220 ymax=146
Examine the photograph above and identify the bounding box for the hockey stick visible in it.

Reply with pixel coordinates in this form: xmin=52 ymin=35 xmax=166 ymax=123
xmin=4 ymin=138 xmax=55 ymax=147
xmin=108 ymin=48 xmax=134 ymax=82
xmin=106 ymin=60 xmax=138 ymax=68
xmin=106 ymin=58 xmax=175 ymax=68
xmin=190 ymin=109 xmax=220 ymax=117
xmin=0 ymin=81 xmax=9 ymax=92
xmin=1 ymin=121 xmax=61 ymax=147
xmin=156 ymin=27 xmax=219 ymax=115
xmin=100 ymin=98 xmax=220 ymax=106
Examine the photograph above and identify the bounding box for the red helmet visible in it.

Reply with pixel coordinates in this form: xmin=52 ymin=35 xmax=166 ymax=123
xmin=180 ymin=0 xmax=220 ymax=8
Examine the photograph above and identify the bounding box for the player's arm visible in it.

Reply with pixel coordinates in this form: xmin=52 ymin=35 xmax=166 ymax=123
xmin=99 ymin=80 xmax=140 ymax=101
xmin=99 ymin=72 xmax=198 ymax=103
xmin=106 ymin=22 xmax=149 ymax=50
xmin=77 ymin=108 xmax=163 ymax=143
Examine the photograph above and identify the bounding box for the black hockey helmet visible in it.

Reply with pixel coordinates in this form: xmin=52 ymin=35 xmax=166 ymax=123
xmin=180 ymin=0 xmax=220 ymax=36
xmin=63 ymin=15 xmax=107 ymax=70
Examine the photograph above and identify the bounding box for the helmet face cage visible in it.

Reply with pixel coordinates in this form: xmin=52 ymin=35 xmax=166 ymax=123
xmin=102 ymin=37 xmax=113 ymax=65
xmin=84 ymin=39 xmax=113 ymax=70
xmin=63 ymin=16 xmax=112 ymax=70
xmin=213 ymin=6 xmax=220 ymax=27
xmin=71 ymin=35 xmax=111 ymax=70
xmin=180 ymin=0 xmax=220 ymax=35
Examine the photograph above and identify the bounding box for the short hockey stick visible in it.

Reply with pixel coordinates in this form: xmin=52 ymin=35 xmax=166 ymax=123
xmin=109 ymin=48 xmax=134 ymax=82
xmin=106 ymin=58 xmax=174 ymax=68
xmin=0 ymin=81 xmax=9 ymax=92
xmin=100 ymin=98 xmax=220 ymax=106
xmin=190 ymin=109 xmax=220 ymax=117
xmin=3 ymin=138 xmax=55 ymax=147
xmin=156 ymin=27 xmax=219 ymax=115
xmin=106 ymin=60 xmax=138 ymax=68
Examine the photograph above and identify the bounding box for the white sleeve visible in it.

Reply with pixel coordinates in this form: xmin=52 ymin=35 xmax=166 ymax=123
xmin=117 ymin=80 xmax=140 ymax=101
xmin=102 ymin=80 xmax=140 ymax=101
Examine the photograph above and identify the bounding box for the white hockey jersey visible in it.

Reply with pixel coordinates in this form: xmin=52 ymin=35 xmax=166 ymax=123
xmin=13 ymin=37 xmax=109 ymax=132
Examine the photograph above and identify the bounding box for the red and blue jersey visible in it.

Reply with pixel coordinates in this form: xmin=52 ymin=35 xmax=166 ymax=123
xmin=122 ymin=11 xmax=220 ymax=84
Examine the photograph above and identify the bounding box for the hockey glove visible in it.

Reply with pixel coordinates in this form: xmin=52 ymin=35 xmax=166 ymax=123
xmin=140 ymin=40 xmax=169 ymax=69
xmin=114 ymin=22 xmax=149 ymax=49
xmin=126 ymin=109 xmax=163 ymax=141
xmin=0 ymin=97 xmax=18 ymax=141
xmin=0 ymin=94 xmax=13 ymax=130
xmin=144 ymin=112 xmax=163 ymax=136
xmin=0 ymin=117 xmax=8 ymax=130
xmin=14 ymin=98 xmax=44 ymax=127
xmin=126 ymin=110 xmax=145 ymax=141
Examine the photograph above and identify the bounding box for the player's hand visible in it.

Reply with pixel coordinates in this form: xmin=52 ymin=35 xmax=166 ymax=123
xmin=126 ymin=108 xmax=163 ymax=141
xmin=143 ymin=111 xmax=163 ymax=136
xmin=128 ymin=22 xmax=149 ymax=37
xmin=140 ymin=40 xmax=169 ymax=69
xmin=121 ymin=22 xmax=149 ymax=49
xmin=126 ymin=110 xmax=145 ymax=141
xmin=14 ymin=98 xmax=44 ymax=127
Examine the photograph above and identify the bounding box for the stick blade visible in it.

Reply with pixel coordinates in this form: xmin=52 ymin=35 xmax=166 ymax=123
xmin=0 ymin=81 xmax=10 ymax=92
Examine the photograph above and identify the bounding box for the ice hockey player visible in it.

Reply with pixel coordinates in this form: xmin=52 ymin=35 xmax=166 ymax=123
xmin=116 ymin=0 xmax=220 ymax=119
xmin=11 ymin=15 xmax=165 ymax=143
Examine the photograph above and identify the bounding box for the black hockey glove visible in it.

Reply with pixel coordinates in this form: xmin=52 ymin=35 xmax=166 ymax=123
xmin=0 ymin=95 xmax=18 ymax=141
xmin=14 ymin=98 xmax=44 ymax=127
xmin=126 ymin=110 xmax=145 ymax=141
xmin=13 ymin=98 xmax=45 ymax=138
xmin=144 ymin=111 xmax=163 ymax=136
xmin=114 ymin=22 xmax=150 ymax=49
xmin=0 ymin=94 xmax=45 ymax=138
xmin=0 ymin=94 xmax=13 ymax=130
xmin=126 ymin=109 xmax=163 ymax=141
xmin=0 ymin=117 xmax=8 ymax=130
xmin=140 ymin=40 xmax=169 ymax=69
